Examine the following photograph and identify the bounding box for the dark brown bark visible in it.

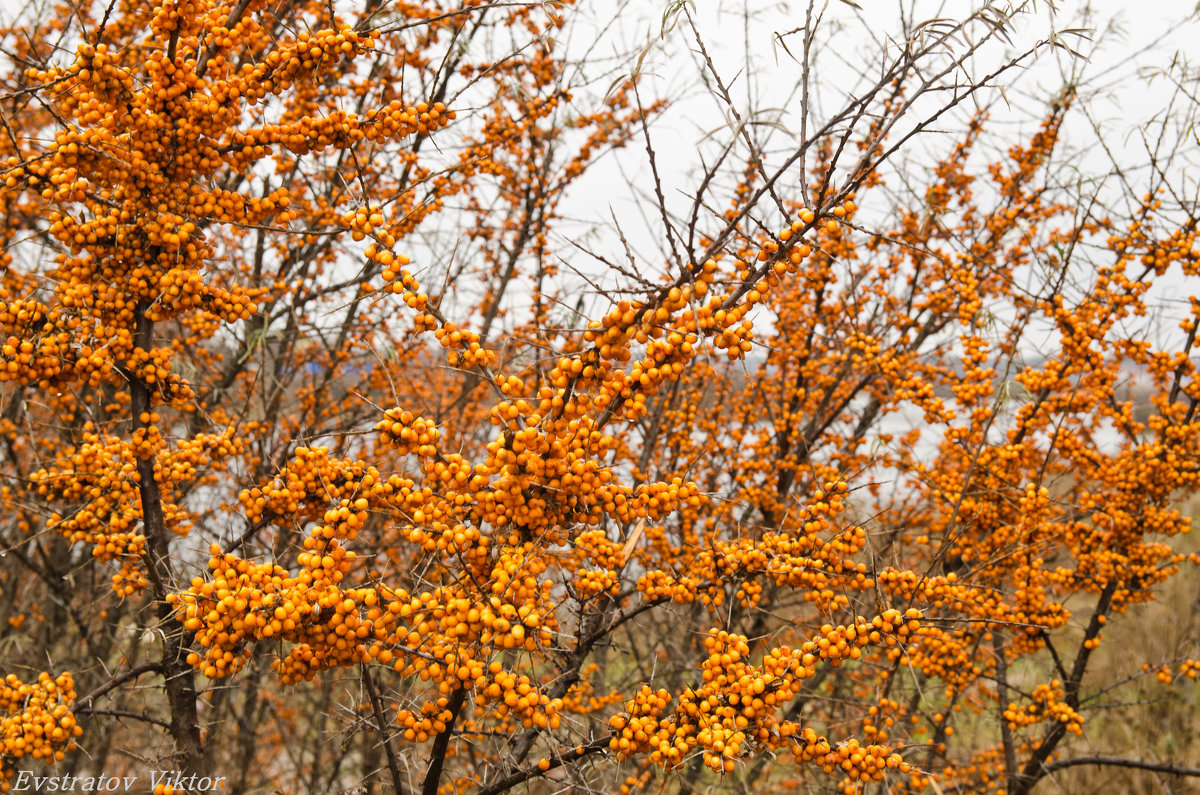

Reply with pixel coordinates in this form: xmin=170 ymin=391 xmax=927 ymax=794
xmin=363 ymin=664 xmax=408 ymax=795
xmin=421 ymin=687 xmax=467 ymax=795
xmin=131 ymin=303 xmax=204 ymax=776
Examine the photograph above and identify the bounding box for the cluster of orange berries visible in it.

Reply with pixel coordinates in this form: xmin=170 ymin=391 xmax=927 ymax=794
xmin=577 ymin=294 xmax=705 ymax=422
xmin=375 ymin=409 xmax=441 ymax=457
xmin=30 ymin=434 xmax=147 ymax=571
xmin=47 ymin=200 xmax=125 ymax=255
xmin=138 ymin=212 xmax=198 ymax=252
xmin=28 ymin=424 xmax=249 ymax=596
xmin=382 ymin=266 xmax=441 ymax=331
xmin=111 ymin=563 xmax=150 ymax=597
xmin=186 ymin=185 xmax=294 ymax=228
xmin=791 ymin=730 xmax=908 ymax=786
xmin=396 ymin=698 xmax=459 ymax=743
xmin=376 ymin=257 xmax=415 ymax=290
xmin=620 ymin=334 xmax=698 ymax=400
xmin=4 ymin=264 xmax=225 ymax=398
xmin=123 ymin=344 xmax=197 ymax=404
xmin=706 ymin=205 xmax=852 ymax=357
xmin=474 ymin=664 xmax=564 ymax=730
xmin=175 ymin=454 xmax=403 ymax=676
xmin=609 ymin=615 xmax=918 ymax=776
xmin=177 ymin=446 xmax=578 ymax=703
xmin=367 ymin=99 xmax=456 ymax=139
xmin=450 ymin=396 xmax=703 ymax=532
xmin=148 ymin=0 xmax=203 ymax=42
xmin=163 ymin=429 xmax=245 ymax=485
xmin=130 ymin=419 xmax=165 ymax=461
xmin=434 ymin=322 xmax=496 ymax=369
xmin=467 ymin=547 xmax=558 ymax=650
xmin=143 ymin=267 xmax=258 ymax=326
xmin=878 ymin=568 xmax=975 ymax=614
xmin=585 ymin=268 xmax=713 ymax=354
xmin=0 ymin=672 xmax=82 ymax=791
xmin=1110 ymin=199 xmax=1200 ymax=275
xmin=809 ymin=611 xmax=922 ymax=664
xmin=0 ymin=330 xmax=71 ymax=388
xmin=233 ymin=99 xmax=452 ymax=159
xmin=569 ymin=529 xmax=625 ymax=597
xmin=895 ymin=625 xmax=985 ymax=689
xmin=558 ymin=665 xmax=624 ymax=715
xmin=1141 ymin=659 xmax=1200 ymax=684
xmin=238 ymin=446 xmax=385 ymax=527
xmin=950 ymin=334 xmax=998 ymax=409
xmin=0 ymin=301 xmax=79 ymax=388
xmin=1002 ymin=680 xmax=1083 ymax=736
xmin=344 ymin=206 xmax=389 ymax=242
xmin=252 ymin=28 xmax=376 ymax=97
xmin=637 ymin=485 xmax=869 ymax=612
xmin=0 ymin=305 xmax=103 ymax=385
xmin=68 ymin=42 xmax=134 ymax=101
xmin=174 ymin=537 xmax=566 ymax=731
xmin=573 ymin=569 xmax=619 ymax=599
xmin=1143 ymin=663 xmax=1173 ymax=684
xmin=173 ymin=548 xmax=294 ymax=679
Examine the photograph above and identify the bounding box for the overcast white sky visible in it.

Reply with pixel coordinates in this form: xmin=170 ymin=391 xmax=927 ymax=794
xmin=558 ymin=0 xmax=1200 ymax=239
xmin=1 ymin=0 xmax=1196 ymax=331
xmin=537 ymin=0 xmax=1200 ymax=340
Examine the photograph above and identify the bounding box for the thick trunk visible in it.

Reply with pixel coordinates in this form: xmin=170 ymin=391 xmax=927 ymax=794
xmin=132 ymin=304 xmax=204 ymax=776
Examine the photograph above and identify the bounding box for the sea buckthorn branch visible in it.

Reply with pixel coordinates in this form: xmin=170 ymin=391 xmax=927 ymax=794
xmin=172 ymin=446 xmax=579 ymax=752
xmin=873 ymin=192 xmax=1181 ymax=615
xmin=173 ymin=397 xmax=709 ymax=775
xmin=376 ymin=76 xmax=663 ymax=423
xmin=1039 ymin=755 xmax=1200 ymax=779
xmin=605 ymin=614 xmax=920 ymax=782
xmin=614 ymin=85 xmax=1195 ymax=795
xmin=27 ymin=418 xmax=246 ymax=596
xmin=892 ymin=184 xmax=1190 ymax=792
xmin=1006 ymin=581 xmax=1117 ymax=795
xmin=474 ymin=732 xmax=616 ymax=795
xmin=359 ymin=663 xmax=408 ymax=795
xmin=500 ymin=579 xmax=633 ymax=766
xmin=71 ymin=663 xmax=165 ymax=714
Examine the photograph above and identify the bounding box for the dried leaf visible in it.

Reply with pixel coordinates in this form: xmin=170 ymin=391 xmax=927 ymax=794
xmin=621 ymin=518 xmax=646 ymax=564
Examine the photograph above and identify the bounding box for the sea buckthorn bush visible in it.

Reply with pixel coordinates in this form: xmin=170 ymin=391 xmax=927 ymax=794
xmin=1 ymin=1 xmax=1198 ymax=794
